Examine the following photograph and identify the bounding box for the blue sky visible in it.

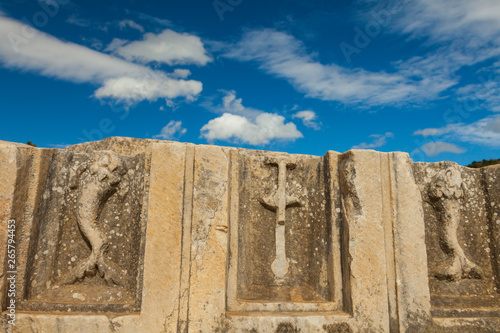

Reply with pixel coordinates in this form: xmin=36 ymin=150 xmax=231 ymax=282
xmin=0 ymin=0 xmax=499 ymax=164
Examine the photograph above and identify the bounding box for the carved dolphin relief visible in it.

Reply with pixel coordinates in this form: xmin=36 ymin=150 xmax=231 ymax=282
xmin=428 ymin=167 xmax=483 ymax=281
xmin=59 ymin=151 xmax=127 ymax=286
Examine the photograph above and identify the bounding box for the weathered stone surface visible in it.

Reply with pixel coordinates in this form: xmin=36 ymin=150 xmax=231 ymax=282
xmin=20 ymin=149 xmax=148 ymax=313
xmin=0 ymin=137 xmax=498 ymax=332
xmin=414 ymin=162 xmax=499 ymax=321
xmin=228 ymin=150 xmax=341 ymax=311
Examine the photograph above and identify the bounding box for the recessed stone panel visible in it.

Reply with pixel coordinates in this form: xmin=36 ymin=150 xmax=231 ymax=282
xmin=19 ymin=149 xmax=149 ymax=313
xmin=414 ymin=162 xmax=500 ymax=314
xmin=227 ymin=150 xmax=343 ymax=312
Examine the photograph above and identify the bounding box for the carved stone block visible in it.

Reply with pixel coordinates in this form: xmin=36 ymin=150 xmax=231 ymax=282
xmin=17 ymin=149 xmax=149 ymax=313
xmin=414 ymin=162 xmax=500 ymax=315
xmin=2 ymin=138 xmax=499 ymax=332
xmin=227 ymin=150 xmax=345 ymax=313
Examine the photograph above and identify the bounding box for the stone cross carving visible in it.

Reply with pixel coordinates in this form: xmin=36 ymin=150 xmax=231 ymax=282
xmin=259 ymin=157 xmax=301 ymax=279
xmin=428 ymin=166 xmax=482 ymax=281
xmin=59 ymin=151 xmax=127 ymax=286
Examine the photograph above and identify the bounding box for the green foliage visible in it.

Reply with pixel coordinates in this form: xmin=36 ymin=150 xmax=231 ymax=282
xmin=467 ymin=158 xmax=500 ymax=168
xmin=26 ymin=140 xmax=37 ymax=147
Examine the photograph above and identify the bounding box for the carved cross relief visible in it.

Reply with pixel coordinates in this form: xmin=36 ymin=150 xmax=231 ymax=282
xmin=259 ymin=157 xmax=301 ymax=279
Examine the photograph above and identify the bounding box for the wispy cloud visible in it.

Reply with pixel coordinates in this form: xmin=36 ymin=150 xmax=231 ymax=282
xmin=104 ymin=38 xmax=128 ymax=52
xmin=48 ymin=143 xmax=71 ymax=149
xmin=66 ymin=14 xmax=108 ymax=31
xmin=456 ymin=77 xmax=500 ymax=112
xmin=154 ymin=120 xmax=187 ymax=140
xmin=414 ymin=115 xmax=500 ymax=147
xmin=388 ymin=0 xmax=500 ymax=111
xmin=109 ymin=29 xmax=211 ymax=66
xmin=226 ymin=0 xmax=500 ymax=109
xmin=225 ymin=29 xmax=453 ymax=107
xmin=391 ymin=0 xmax=500 ymax=43
xmin=68 ymin=15 xmax=148 ymax=34
xmin=0 ymin=16 xmax=202 ymax=104
xmin=419 ymin=142 xmax=466 ymax=157
xmin=136 ymin=12 xmax=172 ymax=27
xmin=292 ymin=110 xmax=321 ymax=130
xmin=80 ymin=37 xmax=103 ymax=50
xmin=352 ymin=132 xmax=393 ymax=149
xmin=204 ymin=90 xmax=261 ymax=118
xmin=414 ymin=127 xmax=451 ymax=138
xmin=118 ymin=19 xmax=144 ymax=33
xmin=200 ymin=91 xmax=302 ymax=145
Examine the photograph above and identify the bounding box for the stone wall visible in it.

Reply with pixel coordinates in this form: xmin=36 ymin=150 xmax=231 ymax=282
xmin=0 ymin=138 xmax=498 ymax=332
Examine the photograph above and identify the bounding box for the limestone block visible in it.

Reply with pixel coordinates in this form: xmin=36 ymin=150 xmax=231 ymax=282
xmin=413 ymin=162 xmax=500 ymax=331
xmin=0 ymin=138 xmax=498 ymax=332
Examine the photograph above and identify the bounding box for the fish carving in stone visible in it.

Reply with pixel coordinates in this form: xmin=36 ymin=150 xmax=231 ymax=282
xmin=428 ymin=166 xmax=482 ymax=281
xmin=59 ymin=151 xmax=127 ymax=286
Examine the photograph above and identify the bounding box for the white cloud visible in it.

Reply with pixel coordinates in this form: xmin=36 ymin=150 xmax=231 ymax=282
xmin=0 ymin=16 xmax=202 ymax=104
xmin=66 ymin=14 xmax=108 ymax=31
xmin=414 ymin=115 xmax=500 ymax=147
xmin=110 ymin=29 xmax=212 ymax=66
xmin=226 ymin=1 xmax=500 ymax=108
xmin=457 ymin=78 xmax=500 ymax=112
xmin=219 ymin=90 xmax=261 ymax=117
xmin=118 ymin=19 xmax=144 ymax=33
xmin=66 ymin=14 xmax=91 ymax=27
xmin=80 ymin=37 xmax=103 ymax=51
xmin=200 ymin=112 xmax=302 ymax=145
xmin=94 ymin=76 xmax=201 ymax=103
xmin=352 ymin=132 xmax=394 ymax=149
xmin=171 ymin=69 xmax=191 ymax=79
xmin=201 ymin=91 xmax=302 ymax=145
xmin=420 ymin=142 xmax=466 ymax=156
xmin=413 ymin=127 xmax=452 ymax=138
xmin=292 ymin=110 xmax=321 ymax=129
xmin=202 ymin=90 xmax=262 ymax=118
xmin=392 ymin=0 xmax=500 ymax=43
xmin=225 ymin=29 xmax=452 ymax=106
xmin=48 ymin=143 xmax=71 ymax=149
xmin=136 ymin=12 xmax=172 ymax=27
xmin=486 ymin=116 xmax=500 ymax=132
xmin=154 ymin=120 xmax=187 ymax=140
xmin=104 ymin=38 xmax=128 ymax=52
xmin=222 ymin=90 xmax=245 ymax=113
xmin=386 ymin=0 xmax=500 ymax=110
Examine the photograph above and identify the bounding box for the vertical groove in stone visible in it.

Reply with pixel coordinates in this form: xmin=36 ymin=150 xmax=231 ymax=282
xmin=333 ymin=152 xmax=353 ymax=315
xmin=481 ymin=168 xmax=500 ymax=291
xmin=134 ymin=147 xmax=152 ymax=312
xmin=23 ymin=149 xmax=60 ymax=303
xmin=177 ymin=145 xmax=195 ymax=333
xmin=226 ymin=148 xmax=240 ymax=312
xmin=324 ymin=151 xmax=347 ymax=312
xmin=16 ymin=148 xmax=51 ymax=302
xmin=380 ymin=153 xmax=400 ymax=333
